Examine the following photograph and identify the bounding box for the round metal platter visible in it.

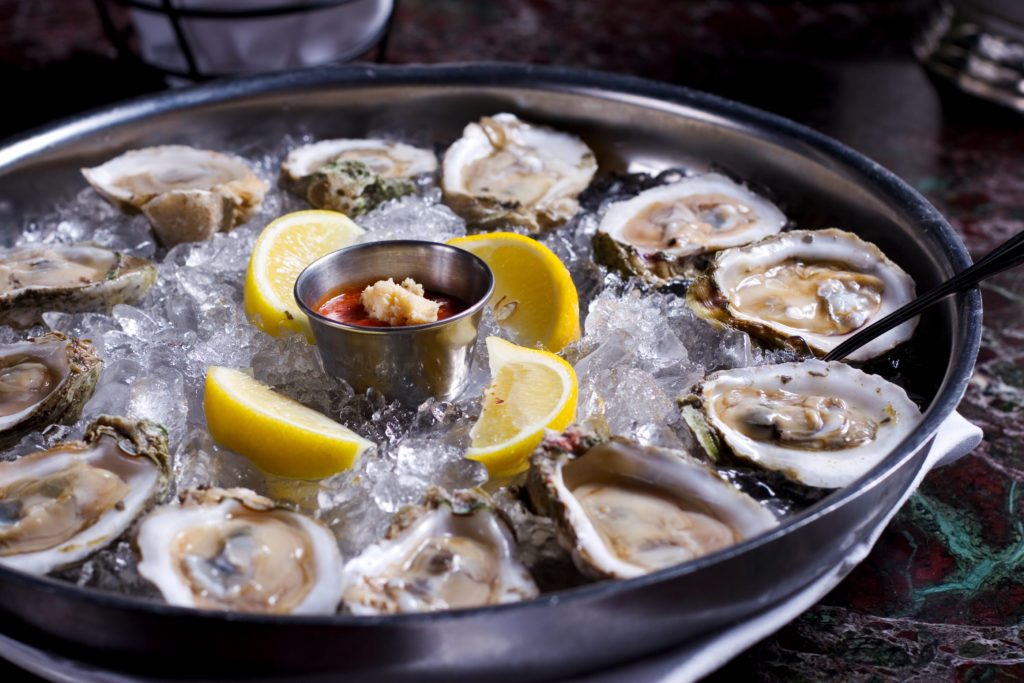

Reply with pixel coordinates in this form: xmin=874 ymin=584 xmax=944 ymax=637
xmin=0 ymin=64 xmax=981 ymax=681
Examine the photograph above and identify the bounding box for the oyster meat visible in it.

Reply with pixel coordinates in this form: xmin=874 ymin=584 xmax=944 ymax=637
xmin=442 ymin=113 xmax=597 ymax=233
xmin=0 ymin=416 xmax=170 ymax=575
xmin=688 ymin=228 xmax=917 ymax=360
xmin=0 ymin=244 xmax=157 ymax=327
xmin=683 ymin=359 xmax=922 ymax=489
xmin=0 ymin=333 xmax=102 ymax=449
xmin=280 ymin=138 xmax=437 ymax=196
xmin=136 ymin=487 xmax=344 ymax=614
xmin=82 ymin=145 xmax=268 ymax=246
xmin=594 ymin=173 xmax=787 ymax=283
xmin=527 ymin=428 xmax=777 ymax=580
xmin=340 ymin=487 xmax=538 ymax=615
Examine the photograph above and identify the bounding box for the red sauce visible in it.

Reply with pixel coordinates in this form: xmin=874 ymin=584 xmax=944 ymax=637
xmin=316 ymin=283 xmax=468 ymax=327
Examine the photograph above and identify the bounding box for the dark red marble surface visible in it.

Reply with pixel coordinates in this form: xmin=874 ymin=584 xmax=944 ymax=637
xmin=1 ymin=1 xmax=1023 ymax=680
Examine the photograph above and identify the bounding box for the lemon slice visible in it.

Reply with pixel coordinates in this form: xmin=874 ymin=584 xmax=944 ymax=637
xmin=204 ymin=366 xmax=373 ymax=478
xmin=467 ymin=336 xmax=578 ymax=478
xmin=244 ymin=210 xmax=364 ymax=339
xmin=447 ymin=232 xmax=580 ymax=353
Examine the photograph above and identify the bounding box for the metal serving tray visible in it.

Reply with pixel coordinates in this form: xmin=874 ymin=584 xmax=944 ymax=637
xmin=0 ymin=63 xmax=981 ymax=681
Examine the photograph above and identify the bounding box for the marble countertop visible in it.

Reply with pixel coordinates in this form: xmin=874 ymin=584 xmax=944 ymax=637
xmin=1 ymin=0 xmax=1022 ymax=679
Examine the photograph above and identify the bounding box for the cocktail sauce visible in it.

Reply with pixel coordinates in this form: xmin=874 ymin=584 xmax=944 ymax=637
xmin=316 ymin=284 xmax=468 ymax=327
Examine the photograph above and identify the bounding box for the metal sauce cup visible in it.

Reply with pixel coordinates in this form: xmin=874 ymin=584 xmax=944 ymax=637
xmin=295 ymin=240 xmax=494 ymax=404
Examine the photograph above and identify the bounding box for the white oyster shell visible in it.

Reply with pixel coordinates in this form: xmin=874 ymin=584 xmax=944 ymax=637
xmin=0 ymin=244 xmax=157 ymax=328
xmin=528 ymin=432 xmax=778 ymax=580
xmin=82 ymin=145 xmax=268 ymax=246
xmin=599 ymin=173 xmax=785 ymax=257
xmin=442 ymin=113 xmax=597 ymax=233
xmin=0 ymin=416 xmax=169 ymax=575
xmin=135 ymin=487 xmax=344 ymax=615
xmin=696 ymin=360 xmax=923 ymax=488
xmin=280 ymin=138 xmax=437 ymax=193
xmin=690 ymin=228 xmax=917 ymax=360
xmin=340 ymin=489 xmax=538 ymax=615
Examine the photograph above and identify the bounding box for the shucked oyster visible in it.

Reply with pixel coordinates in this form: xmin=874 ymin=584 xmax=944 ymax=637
xmin=682 ymin=360 xmax=922 ymax=489
xmin=688 ymin=229 xmax=917 ymax=360
xmin=280 ymin=138 xmax=437 ymax=196
xmin=442 ymin=113 xmax=597 ymax=233
xmin=0 ymin=333 xmax=101 ymax=449
xmin=340 ymin=487 xmax=538 ymax=615
xmin=593 ymin=173 xmax=787 ymax=283
xmin=0 ymin=244 xmax=157 ymax=328
xmin=527 ymin=428 xmax=777 ymax=580
xmin=136 ymin=487 xmax=344 ymax=615
xmin=0 ymin=416 xmax=170 ymax=575
xmin=82 ymin=145 xmax=268 ymax=246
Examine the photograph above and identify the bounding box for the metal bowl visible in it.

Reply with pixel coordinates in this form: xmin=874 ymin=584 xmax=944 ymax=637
xmin=0 ymin=64 xmax=981 ymax=681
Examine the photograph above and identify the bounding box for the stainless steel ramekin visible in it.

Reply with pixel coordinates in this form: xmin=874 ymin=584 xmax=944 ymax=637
xmin=294 ymin=240 xmax=494 ymax=404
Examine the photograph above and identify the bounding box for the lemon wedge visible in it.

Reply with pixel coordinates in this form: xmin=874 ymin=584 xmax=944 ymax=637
xmin=204 ymin=366 xmax=373 ymax=478
xmin=244 ymin=210 xmax=364 ymax=339
xmin=467 ymin=337 xmax=578 ymax=478
xmin=447 ymin=232 xmax=580 ymax=353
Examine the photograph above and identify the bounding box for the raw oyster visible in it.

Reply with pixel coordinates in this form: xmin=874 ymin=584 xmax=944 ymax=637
xmin=681 ymin=359 xmax=922 ymax=489
xmin=82 ymin=145 xmax=268 ymax=246
xmin=0 ymin=333 xmax=102 ymax=449
xmin=0 ymin=244 xmax=157 ymax=327
xmin=0 ymin=416 xmax=170 ymax=575
xmin=442 ymin=113 xmax=597 ymax=233
xmin=304 ymin=160 xmax=416 ymax=216
xmin=280 ymin=138 xmax=437 ymax=196
xmin=527 ymin=428 xmax=777 ymax=580
xmin=688 ymin=229 xmax=917 ymax=360
xmin=136 ymin=487 xmax=344 ymax=615
xmin=593 ymin=173 xmax=786 ymax=283
xmin=340 ymin=487 xmax=538 ymax=615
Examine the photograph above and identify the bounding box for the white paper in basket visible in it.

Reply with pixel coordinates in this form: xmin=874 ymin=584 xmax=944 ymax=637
xmin=129 ymin=0 xmax=392 ymax=79
xmin=583 ymin=410 xmax=984 ymax=683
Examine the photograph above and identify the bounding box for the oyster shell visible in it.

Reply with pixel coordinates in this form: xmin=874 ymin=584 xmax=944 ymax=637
xmin=527 ymin=428 xmax=777 ymax=580
xmin=0 ymin=416 xmax=170 ymax=574
xmin=688 ymin=229 xmax=917 ymax=360
xmin=303 ymin=160 xmax=416 ymax=216
xmin=442 ymin=113 xmax=597 ymax=233
xmin=280 ymin=138 xmax=437 ymax=196
xmin=682 ymin=359 xmax=922 ymax=489
xmin=136 ymin=487 xmax=344 ymax=615
xmin=340 ymin=487 xmax=538 ymax=614
xmin=0 ymin=333 xmax=102 ymax=449
xmin=82 ymin=145 xmax=268 ymax=246
xmin=0 ymin=244 xmax=157 ymax=327
xmin=593 ymin=173 xmax=787 ymax=283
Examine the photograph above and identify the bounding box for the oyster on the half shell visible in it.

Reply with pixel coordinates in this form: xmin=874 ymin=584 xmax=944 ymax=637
xmin=0 ymin=416 xmax=170 ymax=575
xmin=688 ymin=228 xmax=917 ymax=360
xmin=280 ymin=138 xmax=437 ymax=195
xmin=593 ymin=173 xmax=787 ymax=283
xmin=136 ymin=487 xmax=344 ymax=615
xmin=527 ymin=428 xmax=777 ymax=580
xmin=681 ymin=359 xmax=922 ymax=489
xmin=0 ymin=333 xmax=102 ymax=449
xmin=82 ymin=145 xmax=268 ymax=246
xmin=340 ymin=487 xmax=539 ymax=615
xmin=0 ymin=244 xmax=157 ymax=328
xmin=442 ymin=113 xmax=597 ymax=233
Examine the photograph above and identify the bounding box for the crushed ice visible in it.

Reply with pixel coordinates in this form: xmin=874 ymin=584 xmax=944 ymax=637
xmin=12 ymin=139 xmax=780 ymax=596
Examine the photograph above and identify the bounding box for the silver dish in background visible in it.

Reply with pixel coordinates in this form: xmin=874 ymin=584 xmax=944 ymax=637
xmin=0 ymin=64 xmax=981 ymax=681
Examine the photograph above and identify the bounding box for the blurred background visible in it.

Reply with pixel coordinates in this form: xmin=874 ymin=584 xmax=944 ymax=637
xmin=2 ymin=1 xmax=1023 ymax=680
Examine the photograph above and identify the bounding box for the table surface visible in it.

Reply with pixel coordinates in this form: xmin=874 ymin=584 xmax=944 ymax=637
xmin=1 ymin=0 xmax=1023 ymax=680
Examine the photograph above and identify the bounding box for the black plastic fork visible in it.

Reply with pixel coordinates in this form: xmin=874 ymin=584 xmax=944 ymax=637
xmin=824 ymin=229 xmax=1024 ymax=361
